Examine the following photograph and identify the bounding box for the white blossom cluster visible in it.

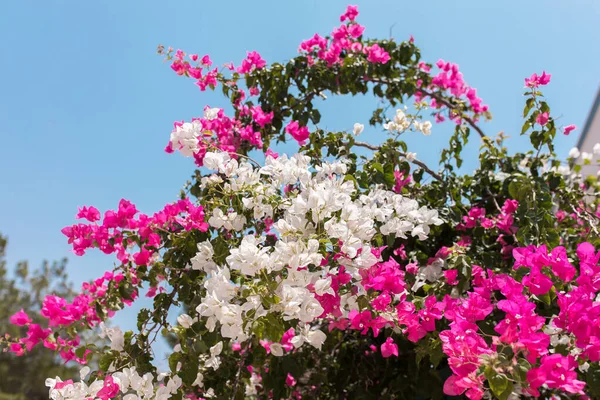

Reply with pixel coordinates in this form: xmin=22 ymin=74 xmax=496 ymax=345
xmin=383 ymin=108 xmax=432 ymax=136
xmin=46 ymin=367 xmax=182 ymax=400
xmin=169 ymin=108 xmax=222 ymax=157
xmin=170 ymin=120 xmax=202 ymax=157
xmin=187 ymin=150 xmax=443 ymax=355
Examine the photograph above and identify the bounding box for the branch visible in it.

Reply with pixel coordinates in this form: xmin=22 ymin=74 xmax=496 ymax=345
xmin=365 ymin=77 xmax=488 ymax=139
xmin=352 ymin=141 xmax=444 ymax=182
xmin=231 ymin=342 xmax=250 ymax=398
xmin=416 ymin=88 xmax=487 ymax=139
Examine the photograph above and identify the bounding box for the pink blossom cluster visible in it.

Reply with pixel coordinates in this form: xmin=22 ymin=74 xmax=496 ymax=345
xmin=170 ymin=50 xmax=218 ymax=92
xmin=525 ymin=71 xmax=552 ymax=88
xmin=169 ymin=48 xmax=264 ymax=91
xmin=7 ymin=309 xmax=89 ymax=363
xmin=393 ymin=170 xmax=411 ymax=193
xmin=97 ymin=376 xmax=121 ymax=400
xmin=307 ymin=238 xmax=600 ymax=399
xmin=298 ymin=6 xmax=389 ymax=67
xmin=313 ymin=265 xmax=351 ymax=321
xmin=416 ymin=59 xmax=489 ymax=123
xmin=285 ymin=121 xmax=310 ymax=145
xmin=167 ymin=47 xmax=265 ymax=96
xmin=6 ymin=268 xmax=138 ymax=362
xmin=523 ymin=71 xmax=579 ymax=136
xmin=237 ymin=50 xmax=267 ymax=74
xmin=527 ymin=354 xmax=585 ymax=396
xmin=62 ymin=198 xmax=208 ymax=263
xmin=554 ymin=243 xmax=600 ymax=360
xmin=165 ymin=106 xmax=267 ymax=167
xmin=456 ymin=199 xmax=519 ymax=258
xmin=458 ymin=199 xmax=518 ymax=234
xmin=7 ymin=198 xmax=210 ymax=362
xmin=555 ymin=204 xmax=597 ymax=236
xmin=165 ymin=48 xmax=271 ymax=163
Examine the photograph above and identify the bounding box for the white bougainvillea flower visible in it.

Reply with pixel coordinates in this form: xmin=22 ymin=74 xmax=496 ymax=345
xmin=353 ymin=122 xmax=364 ymax=136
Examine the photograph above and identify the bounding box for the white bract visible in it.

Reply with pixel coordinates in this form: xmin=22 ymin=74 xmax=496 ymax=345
xmin=203 ymin=107 xmax=220 ymax=120
xmin=98 ymin=323 xmax=125 ymax=352
xmin=383 ymin=109 xmax=411 ymax=132
xmin=353 ymin=122 xmax=364 ymax=136
xmin=177 ymin=314 xmax=194 ymax=329
xmin=415 ymin=120 xmax=432 ymax=135
xmin=170 ymin=121 xmax=202 ymax=157
xmin=568 ymin=147 xmax=580 ymax=159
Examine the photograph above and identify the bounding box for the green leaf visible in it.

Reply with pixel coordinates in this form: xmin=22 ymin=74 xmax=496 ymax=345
xmin=413 ymin=168 xmax=424 ymax=184
xmin=75 ymin=346 xmax=87 ymax=359
xmin=180 ymin=358 xmax=199 ymax=386
xmin=372 ymin=162 xmax=384 ymax=174
xmin=310 ymin=109 xmax=321 ymax=124
xmin=429 ymin=338 xmax=444 ymax=368
xmin=523 ymin=97 xmax=535 ymax=117
xmin=537 ymin=290 xmax=552 ymax=305
xmin=486 ymin=371 xmax=513 ymax=400
xmin=384 ymin=163 xmax=396 ymax=187
xmin=99 ymin=352 xmax=115 ymax=372
xmin=169 ymin=352 xmax=183 ymax=373
xmin=137 ymin=308 xmax=151 ymax=331
xmin=515 ymin=359 xmax=531 ymax=382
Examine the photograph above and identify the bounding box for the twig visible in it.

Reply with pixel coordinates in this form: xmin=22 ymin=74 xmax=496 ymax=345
xmin=365 ymin=76 xmax=488 ymax=139
xmin=231 ymin=342 xmax=250 ymax=399
xmin=352 ymin=141 xmax=444 ymax=182
xmin=417 ymin=88 xmax=487 ymax=139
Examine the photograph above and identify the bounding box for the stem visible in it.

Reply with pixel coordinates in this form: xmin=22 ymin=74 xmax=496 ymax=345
xmin=231 ymin=342 xmax=250 ymax=398
xmin=365 ymin=77 xmax=488 ymax=140
xmin=417 ymin=88 xmax=487 ymax=139
xmin=351 ymin=141 xmax=444 ymax=182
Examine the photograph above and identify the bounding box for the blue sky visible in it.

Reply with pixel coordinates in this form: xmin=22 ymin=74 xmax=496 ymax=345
xmin=1 ymin=0 xmax=599 ymax=367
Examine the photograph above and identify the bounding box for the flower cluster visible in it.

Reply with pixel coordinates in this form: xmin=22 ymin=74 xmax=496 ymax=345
xmin=46 ymin=367 xmax=182 ymax=400
xmin=62 ymin=198 xmax=208 ymax=263
xmin=298 ymin=5 xmax=387 ymax=67
xmin=4 ymin=5 xmax=600 ymax=400
xmin=415 ymin=59 xmax=489 ymax=124
xmin=189 ymin=151 xmax=443 ymax=346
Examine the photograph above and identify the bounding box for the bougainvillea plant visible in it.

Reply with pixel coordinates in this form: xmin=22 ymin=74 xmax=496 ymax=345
xmin=4 ymin=5 xmax=600 ymax=400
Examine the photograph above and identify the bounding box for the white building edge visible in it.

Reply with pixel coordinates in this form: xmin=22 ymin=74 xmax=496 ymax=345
xmin=576 ymin=87 xmax=600 ymax=176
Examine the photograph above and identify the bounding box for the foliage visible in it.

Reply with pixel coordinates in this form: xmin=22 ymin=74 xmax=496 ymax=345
xmin=0 ymin=235 xmax=78 ymax=400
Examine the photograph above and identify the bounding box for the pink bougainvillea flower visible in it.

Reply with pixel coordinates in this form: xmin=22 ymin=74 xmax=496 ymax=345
xmin=9 ymin=309 xmax=32 ymax=326
xmin=348 ymin=23 xmax=365 ymax=38
xmin=393 ymin=170 xmax=411 ymax=193
xmin=286 ymin=373 xmax=297 ymax=387
xmin=97 ymin=376 xmax=120 ymax=400
xmin=527 ymin=354 xmax=585 ymax=395
xmin=380 ymin=337 xmax=398 ymax=358
xmin=525 ymin=71 xmax=551 ymax=88
xmin=265 ymin=148 xmax=279 ymax=159
xmin=366 ymin=44 xmax=390 ymax=64
xmin=340 ymin=5 xmax=359 ymax=22
xmin=285 ymin=121 xmax=310 ymax=145
xmin=563 ymin=124 xmax=576 ymax=135
xmin=201 ymin=54 xmax=212 ymax=67
xmin=444 ymin=269 xmax=459 ymax=285
xmin=76 ymin=206 xmax=101 ymax=222
xmin=536 ymin=112 xmax=549 ymax=126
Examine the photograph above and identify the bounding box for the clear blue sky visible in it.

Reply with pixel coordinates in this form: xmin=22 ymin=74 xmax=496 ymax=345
xmin=1 ymin=0 xmax=599 ymax=367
